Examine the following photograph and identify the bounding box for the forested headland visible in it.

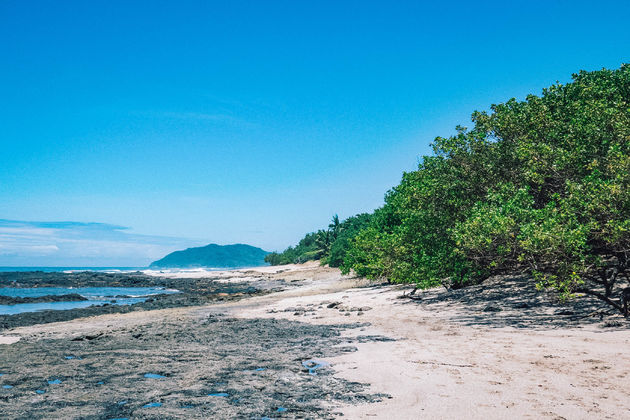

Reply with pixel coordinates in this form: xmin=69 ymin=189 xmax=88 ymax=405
xmin=266 ymin=65 xmax=630 ymax=315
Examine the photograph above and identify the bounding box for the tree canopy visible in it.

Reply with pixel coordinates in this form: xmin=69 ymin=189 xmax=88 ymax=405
xmin=270 ymin=65 xmax=630 ymax=314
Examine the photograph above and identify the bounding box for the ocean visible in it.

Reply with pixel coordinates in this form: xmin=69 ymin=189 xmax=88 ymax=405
xmin=0 ymin=267 xmax=146 ymax=273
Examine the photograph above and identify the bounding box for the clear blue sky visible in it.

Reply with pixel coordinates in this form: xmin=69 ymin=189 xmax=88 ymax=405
xmin=1 ymin=0 xmax=629 ymax=266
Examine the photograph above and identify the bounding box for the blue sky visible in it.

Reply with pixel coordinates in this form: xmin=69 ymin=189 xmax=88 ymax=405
xmin=1 ymin=1 xmax=629 ymax=266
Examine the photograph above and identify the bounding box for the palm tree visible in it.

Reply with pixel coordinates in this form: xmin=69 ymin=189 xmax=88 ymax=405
xmin=315 ymin=229 xmax=331 ymax=255
xmin=328 ymin=214 xmax=341 ymax=240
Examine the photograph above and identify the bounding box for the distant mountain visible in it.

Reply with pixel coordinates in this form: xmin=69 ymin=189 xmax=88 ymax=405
xmin=149 ymin=244 xmax=269 ymax=269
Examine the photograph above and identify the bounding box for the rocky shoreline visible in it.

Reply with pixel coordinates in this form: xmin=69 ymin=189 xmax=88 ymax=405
xmin=0 ymin=293 xmax=88 ymax=305
xmin=2 ymin=264 xmax=629 ymax=419
xmin=0 ymin=271 xmax=279 ymax=331
xmin=0 ymin=267 xmax=391 ymax=419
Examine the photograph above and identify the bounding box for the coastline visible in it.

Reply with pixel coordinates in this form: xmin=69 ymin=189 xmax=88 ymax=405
xmin=0 ymin=269 xmax=275 ymax=331
xmin=1 ymin=263 xmax=629 ymax=418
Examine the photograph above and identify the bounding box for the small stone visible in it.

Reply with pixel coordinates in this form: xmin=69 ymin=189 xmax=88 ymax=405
xmin=555 ymin=309 xmax=574 ymax=316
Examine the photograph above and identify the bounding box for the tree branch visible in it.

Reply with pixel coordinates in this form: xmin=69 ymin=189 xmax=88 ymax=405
xmin=575 ymin=287 xmax=623 ymax=311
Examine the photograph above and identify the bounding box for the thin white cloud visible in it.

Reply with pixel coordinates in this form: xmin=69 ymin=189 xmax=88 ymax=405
xmin=0 ymin=244 xmax=59 ymax=255
xmin=160 ymin=111 xmax=237 ymax=121
xmin=0 ymin=219 xmax=205 ymax=267
xmin=132 ymin=109 xmax=258 ymax=129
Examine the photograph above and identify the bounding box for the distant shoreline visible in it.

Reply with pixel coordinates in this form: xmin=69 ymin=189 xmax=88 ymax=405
xmin=0 ymin=266 xmax=147 ymax=273
xmin=0 ymin=265 xmax=270 ymax=274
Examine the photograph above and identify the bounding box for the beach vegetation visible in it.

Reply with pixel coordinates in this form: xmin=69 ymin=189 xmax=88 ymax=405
xmin=271 ymin=65 xmax=630 ymax=314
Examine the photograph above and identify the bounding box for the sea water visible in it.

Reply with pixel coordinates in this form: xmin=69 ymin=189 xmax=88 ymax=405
xmin=0 ymin=267 xmax=145 ymax=273
xmin=0 ymin=287 xmax=178 ymax=315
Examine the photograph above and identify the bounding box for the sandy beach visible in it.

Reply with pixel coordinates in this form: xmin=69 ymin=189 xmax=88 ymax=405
xmin=1 ymin=263 xmax=629 ymax=419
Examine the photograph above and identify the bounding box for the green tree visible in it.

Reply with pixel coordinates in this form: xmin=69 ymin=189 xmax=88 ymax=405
xmin=342 ymin=64 xmax=630 ymax=313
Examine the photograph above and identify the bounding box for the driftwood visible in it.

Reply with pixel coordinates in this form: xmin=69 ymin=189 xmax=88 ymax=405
xmin=622 ymin=287 xmax=630 ymax=317
xmin=399 ymin=287 xmax=422 ymax=300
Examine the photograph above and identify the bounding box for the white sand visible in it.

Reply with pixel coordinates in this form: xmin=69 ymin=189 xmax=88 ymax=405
xmin=0 ymin=335 xmax=20 ymax=344
xmin=219 ymin=265 xmax=630 ymax=419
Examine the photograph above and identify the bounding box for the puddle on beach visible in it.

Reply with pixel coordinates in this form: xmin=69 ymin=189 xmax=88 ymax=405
xmin=143 ymin=402 xmax=162 ymax=408
xmin=277 ymin=407 xmax=288 ymax=412
xmin=2 ymin=385 xmax=12 ymax=389
xmin=143 ymin=373 xmax=166 ymax=379
xmin=35 ymin=390 xmax=45 ymax=394
xmin=301 ymin=359 xmax=329 ymax=375
xmin=47 ymin=379 xmax=62 ymax=385
xmin=208 ymin=392 xmax=229 ymax=397
xmin=0 ymin=287 xmax=179 ymax=315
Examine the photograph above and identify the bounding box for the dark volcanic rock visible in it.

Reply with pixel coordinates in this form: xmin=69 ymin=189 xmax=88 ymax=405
xmin=0 ymin=293 xmax=87 ymax=305
xmin=0 ymin=316 xmax=392 ymax=419
xmin=0 ymin=271 xmax=276 ymax=331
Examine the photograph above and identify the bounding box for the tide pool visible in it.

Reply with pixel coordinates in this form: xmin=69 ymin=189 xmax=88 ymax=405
xmin=0 ymin=287 xmax=178 ymax=315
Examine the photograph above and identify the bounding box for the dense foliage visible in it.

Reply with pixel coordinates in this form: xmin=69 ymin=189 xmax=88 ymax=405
xmin=264 ymin=231 xmax=323 ymax=265
xmin=265 ymin=214 xmax=372 ymax=267
xmin=273 ymin=65 xmax=630 ymax=314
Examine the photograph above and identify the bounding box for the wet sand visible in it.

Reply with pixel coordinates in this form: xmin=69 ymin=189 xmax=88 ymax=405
xmin=1 ymin=263 xmax=630 ymax=419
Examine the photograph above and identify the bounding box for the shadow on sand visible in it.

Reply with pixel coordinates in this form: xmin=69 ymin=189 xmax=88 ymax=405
xmin=398 ymin=275 xmax=629 ymax=330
